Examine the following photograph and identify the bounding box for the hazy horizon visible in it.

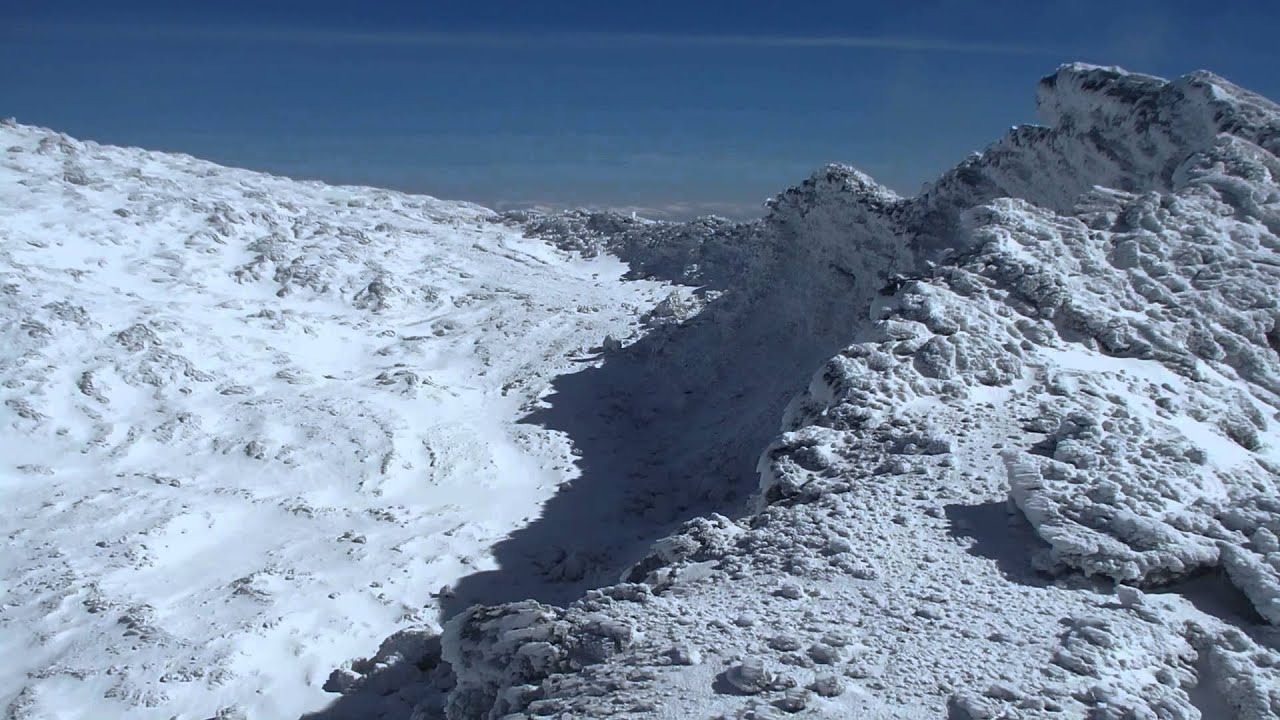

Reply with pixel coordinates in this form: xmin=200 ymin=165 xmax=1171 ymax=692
xmin=7 ymin=1 xmax=1279 ymax=220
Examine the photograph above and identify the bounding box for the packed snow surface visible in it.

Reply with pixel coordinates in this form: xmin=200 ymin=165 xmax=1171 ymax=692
xmin=5 ymin=62 xmax=1280 ymax=720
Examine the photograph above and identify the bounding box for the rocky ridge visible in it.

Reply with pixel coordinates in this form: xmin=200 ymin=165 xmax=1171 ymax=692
xmin=338 ymin=64 xmax=1280 ymax=719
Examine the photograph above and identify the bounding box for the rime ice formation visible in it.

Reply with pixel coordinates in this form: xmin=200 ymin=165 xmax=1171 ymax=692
xmin=338 ymin=65 xmax=1280 ymax=719
xmin=4 ymin=63 xmax=1280 ymax=720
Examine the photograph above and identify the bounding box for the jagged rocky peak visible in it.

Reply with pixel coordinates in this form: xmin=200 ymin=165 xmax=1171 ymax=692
xmin=775 ymin=64 xmax=1280 ymax=229
xmin=896 ymin=63 xmax=1280 ymax=258
xmin=763 ymin=163 xmax=903 ymax=221
xmin=1039 ymin=62 xmax=1280 ymax=154
xmin=1035 ymin=62 xmax=1170 ymax=130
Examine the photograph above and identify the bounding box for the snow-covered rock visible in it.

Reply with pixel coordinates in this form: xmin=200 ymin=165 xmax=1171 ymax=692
xmin=408 ymin=63 xmax=1280 ymax=720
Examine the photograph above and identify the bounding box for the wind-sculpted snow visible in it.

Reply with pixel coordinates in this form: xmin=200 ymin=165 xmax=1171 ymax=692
xmin=0 ymin=120 xmax=676 ymax=719
xmin=402 ymin=65 xmax=1280 ymax=719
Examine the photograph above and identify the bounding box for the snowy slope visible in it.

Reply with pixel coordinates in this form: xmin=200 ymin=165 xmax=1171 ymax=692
xmin=361 ymin=65 xmax=1280 ymax=719
xmin=5 ymin=62 xmax=1280 ymax=720
xmin=0 ymin=121 xmax=675 ymax=719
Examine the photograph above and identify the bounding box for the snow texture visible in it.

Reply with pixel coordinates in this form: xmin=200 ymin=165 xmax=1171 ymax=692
xmin=4 ymin=63 xmax=1280 ymax=720
xmin=0 ymin=121 xmax=675 ymax=719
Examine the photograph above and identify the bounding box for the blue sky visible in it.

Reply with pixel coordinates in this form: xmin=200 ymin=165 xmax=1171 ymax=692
xmin=5 ymin=1 xmax=1279 ymax=219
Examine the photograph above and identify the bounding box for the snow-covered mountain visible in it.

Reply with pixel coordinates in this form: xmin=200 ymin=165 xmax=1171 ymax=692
xmin=4 ymin=62 xmax=1280 ymax=720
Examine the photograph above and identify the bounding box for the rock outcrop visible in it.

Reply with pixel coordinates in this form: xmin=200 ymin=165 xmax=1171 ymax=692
xmin=415 ymin=64 xmax=1280 ymax=720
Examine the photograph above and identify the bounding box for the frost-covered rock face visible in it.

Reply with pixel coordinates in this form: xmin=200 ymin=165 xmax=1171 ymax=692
xmin=908 ymin=63 xmax=1280 ymax=252
xmin=765 ymin=64 xmax=1280 ymax=611
xmin=418 ymin=64 xmax=1280 ymax=720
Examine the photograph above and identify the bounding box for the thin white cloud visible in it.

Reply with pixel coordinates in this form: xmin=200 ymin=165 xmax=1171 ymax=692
xmin=24 ymin=24 xmax=1062 ymax=56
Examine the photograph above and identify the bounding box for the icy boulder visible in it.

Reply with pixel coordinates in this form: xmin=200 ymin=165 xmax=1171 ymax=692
xmin=623 ymin=513 xmax=744 ymax=585
xmin=441 ymin=599 xmax=639 ymax=719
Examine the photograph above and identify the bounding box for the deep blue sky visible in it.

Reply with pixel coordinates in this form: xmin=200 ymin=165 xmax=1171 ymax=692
xmin=5 ymin=1 xmax=1279 ymax=219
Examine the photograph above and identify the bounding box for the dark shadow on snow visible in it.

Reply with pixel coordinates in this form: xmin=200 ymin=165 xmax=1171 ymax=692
xmin=1149 ymin=568 xmax=1277 ymax=653
xmin=434 ymin=209 xmax=895 ymax=620
xmin=307 ymin=197 xmax=906 ymax=718
xmin=944 ymin=501 xmax=1052 ymax=587
xmin=300 ymin=304 xmax=819 ymax=720
xmin=1152 ymin=569 xmax=1265 ymax=626
xmin=1147 ymin=569 xmax=1277 ymax=714
xmin=298 ymin=669 xmax=445 ymax=720
xmin=438 ymin=305 xmax=856 ymax=617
